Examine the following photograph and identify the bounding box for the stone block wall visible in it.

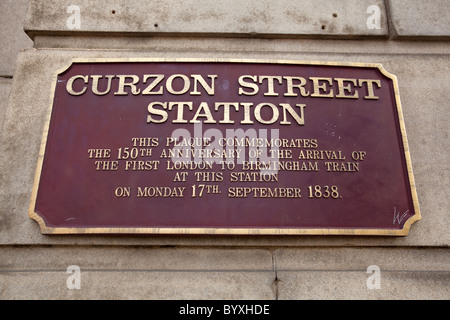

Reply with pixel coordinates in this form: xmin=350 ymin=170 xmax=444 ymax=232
xmin=0 ymin=0 xmax=448 ymax=299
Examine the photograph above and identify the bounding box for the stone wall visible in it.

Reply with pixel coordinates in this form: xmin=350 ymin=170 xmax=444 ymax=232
xmin=0 ymin=0 xmax=448 ymax=299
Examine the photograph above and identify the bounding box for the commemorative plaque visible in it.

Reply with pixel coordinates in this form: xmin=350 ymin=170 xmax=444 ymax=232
xmin=29 ymin=59 xmax=420 ymax=235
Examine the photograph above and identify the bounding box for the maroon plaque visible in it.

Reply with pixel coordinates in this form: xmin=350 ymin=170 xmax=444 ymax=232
xmin=29 ymin=59 xmax=420 ymax=235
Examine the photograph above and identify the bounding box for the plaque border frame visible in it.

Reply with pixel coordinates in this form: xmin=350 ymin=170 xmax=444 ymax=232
xmin=28 ymin=58 xmax=421 ymax=236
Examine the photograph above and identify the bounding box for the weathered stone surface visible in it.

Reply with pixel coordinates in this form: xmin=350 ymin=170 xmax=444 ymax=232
xmin=1 ymin=246 xmax=447 ymax=299
xmin=0 ymin=246 xmax=274 ymax=271
xmin=0 ymin=0 xmax=33 ymax=76
xmin=24 ymin=0 xmax=388 ymax=39
xmin=388 ymin=0 xmax=450 ymax=39
xmin=277 ymin=271 xmax=449 ymax=300
xmin=0 ymin=45 xmax=448 ymax=246
xmin=0 ymin=271 xmax=276 ymax=299
xmin=0 ymin=78 xmax=12 ymax=134
xmin=32 ymin=35 xmax=450 ymax=52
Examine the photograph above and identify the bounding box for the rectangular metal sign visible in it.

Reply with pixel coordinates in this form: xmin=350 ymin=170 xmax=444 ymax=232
xmin=29 ymin=59 xmax=420 ymax=235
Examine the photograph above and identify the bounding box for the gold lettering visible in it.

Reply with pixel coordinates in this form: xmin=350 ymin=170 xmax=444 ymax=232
xmin=66 ymin=75 xmax=88 ymax=95
xmin=94 ymin=160 xmax=118 ymax=171
xmin=114 ymin=75 xmax=141 ymax=95
xmin=254 ymin=103 xmax=278 ymax=125
xmin=324 ymin=161 xmax=360 ymax=172
xmin=190 ymin=102 xmax=216 ymax=123
xmin=335 ymin=78 xmax=359 ymax=99
xmin=358 ymin=79 xmax=381 ymax=100
xmin=173 ymin=171 xmax=188 ymax=182
xmin=227 ymin=187 xmax=302 ymax=198
xmin=137 ymin=186 xmax=185 ymax=198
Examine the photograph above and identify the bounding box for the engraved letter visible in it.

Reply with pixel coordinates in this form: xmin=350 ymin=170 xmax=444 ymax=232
xmin=254 ymin=103 xmax=279 ymax=125
xmin=283 ymin=76 xmax=310 ymax=97
xmin=166 ymin=74 xmax=190 ymax=95
xmin=168 ymin=102 xmax=193 ymax=123
xmin=310 ymin=77 xmax=334 ymax=98
xmin=335 ymin=78 xmax=359 ymax=99
xmin=215 ymin=102 xmax=239 ymax=124
xmin=358 ymin=79 xmax=381 ymax=100
xmin=259 ymin=75 xmax=282 ymax=96
xmin=279 ymin=103 xmax=306 ymax=125
xmin=142 ymin=75 xmax=164 ymax=95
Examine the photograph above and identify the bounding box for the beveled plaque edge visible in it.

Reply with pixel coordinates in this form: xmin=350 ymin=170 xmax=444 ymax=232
xmin=28 ymin=58 xmax=421 ymax=236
